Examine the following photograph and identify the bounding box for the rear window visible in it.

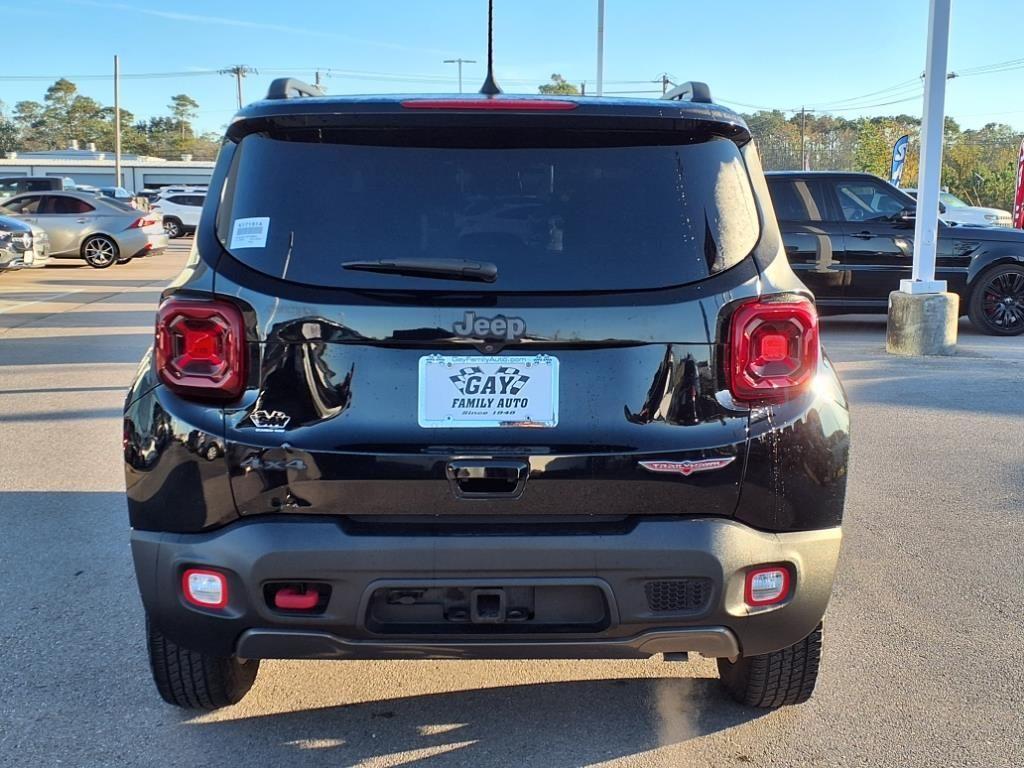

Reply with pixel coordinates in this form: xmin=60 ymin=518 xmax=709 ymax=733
xmin=219 ymin=133 xmax=760 ymax=292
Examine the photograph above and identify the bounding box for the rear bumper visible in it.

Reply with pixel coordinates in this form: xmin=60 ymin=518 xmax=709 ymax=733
xmin=132 ymin=516 xmax=841 ymax=660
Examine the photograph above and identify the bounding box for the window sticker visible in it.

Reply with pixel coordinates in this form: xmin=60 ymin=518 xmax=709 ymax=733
xmin=230 ymin=217 xmax=270 ymax=249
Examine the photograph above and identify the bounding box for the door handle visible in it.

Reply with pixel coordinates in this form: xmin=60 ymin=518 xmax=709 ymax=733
xmin=75 ymin=218 xmax=89 ymax=223
xmin=850 ymin=231 xmax=873 ymax=239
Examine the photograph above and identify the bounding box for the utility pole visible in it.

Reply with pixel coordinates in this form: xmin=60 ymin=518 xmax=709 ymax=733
xmin=661 ymin=74 xmax=672 ymax=95
xmin=580 ymin=81 xmax=586 ymax=96
xmin=113 ymin=54 xmax=121 ymax=191
xmin=220 ymin=65 xmax=255 ymax=109
xmin=596 ymin=0 xmax=605 ymax=96
xmin=800 ymin=106 xmax=807 ymax=170
xmin=443 ymin=58 xmax=476 ymax=94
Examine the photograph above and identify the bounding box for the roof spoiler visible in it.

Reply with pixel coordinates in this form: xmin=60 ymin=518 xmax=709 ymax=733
xmin=265 ymin=78 xmax=324 ymax=100
xmin=661 ymin=81 xmax=712 ymax=104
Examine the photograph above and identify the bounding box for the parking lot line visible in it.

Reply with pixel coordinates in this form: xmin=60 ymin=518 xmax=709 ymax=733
xmin=0 ymin=288 xmax=85 ymax=315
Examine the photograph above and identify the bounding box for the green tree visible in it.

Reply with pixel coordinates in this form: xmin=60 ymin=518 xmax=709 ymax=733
xmin=538 ymin=74 xmax=579 ymax=96
xmin=0 ymin=119 xmax=17 ymax=154
xmin=169 ymin=93 xmax=200 ymax=139
xmin=852 ymin=120 xmax=891 ymax=177
xmin=12 ymin=100 xmax=45 ymax=150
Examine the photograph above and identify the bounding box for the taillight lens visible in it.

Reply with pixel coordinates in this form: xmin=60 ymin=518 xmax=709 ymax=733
xmin=182 ymin=568 xmax=228 ymax=609
xmin=155 ymin=299 xmax=245 ymax=400
xmin=728 ymin=297 xmax=819 ymax=403
xmin=128 ymin=216 xmax=157 ymax=229
xmin=744 ymin=566 xmax=791 ymax=606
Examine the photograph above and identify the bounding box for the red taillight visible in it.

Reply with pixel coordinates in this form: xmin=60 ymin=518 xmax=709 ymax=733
xmin=128 ymin=217 xmax=157 ymax=229
xmin=400 ymin=98 xmax=578 ymax=111
xmin=728 ymin=297 xmax=819 ymax=403
xmin=156 ymin=299 xmax=245 ymax=401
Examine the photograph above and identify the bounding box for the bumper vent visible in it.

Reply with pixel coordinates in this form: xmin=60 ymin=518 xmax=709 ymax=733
xmin=644 ymin=579 xmax=712 ymax=613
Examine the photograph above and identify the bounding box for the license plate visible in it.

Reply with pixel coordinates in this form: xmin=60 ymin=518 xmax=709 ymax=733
xmin=418 ymin=355 xmax=559 ymax=428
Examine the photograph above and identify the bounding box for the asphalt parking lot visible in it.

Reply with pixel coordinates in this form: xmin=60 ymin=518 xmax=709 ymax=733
xmin=1 ymin=243 xmax=1021 ymax=767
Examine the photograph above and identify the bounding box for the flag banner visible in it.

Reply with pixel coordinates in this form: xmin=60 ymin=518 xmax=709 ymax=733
xmin=1013 ymin=137 xmax=1024 ymax=229
xmin=889 ymin=135 xmax=910 ymax=187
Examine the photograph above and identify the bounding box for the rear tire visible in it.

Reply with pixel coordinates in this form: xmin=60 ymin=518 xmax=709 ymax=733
xmin=81 ymin=235 xmax=119 ymax=269
xmin=146 ymin=618 xmax=259 ymax=709
xmin=164 ymin=218 xmax=183 ymax=239
xmin=968 ymin=263 xmax=1024 ymax=336
xmin=717 ymin=623 xmax=822 ymax=707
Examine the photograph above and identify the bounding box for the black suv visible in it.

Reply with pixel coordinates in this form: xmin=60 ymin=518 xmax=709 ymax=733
xmin=124 ymin=80 xmax=849 ymax=710
xmin=766 ymin=171 xmax=1024 ymax=335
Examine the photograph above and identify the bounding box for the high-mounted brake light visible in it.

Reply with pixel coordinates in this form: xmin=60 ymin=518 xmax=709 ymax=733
xmin=155 ymin=298 xmax=246 ymax=401
xmin=728 ymin=297 xmax=819 ymax=403
xmin=400 ymin=98 xmax=577 ymax=111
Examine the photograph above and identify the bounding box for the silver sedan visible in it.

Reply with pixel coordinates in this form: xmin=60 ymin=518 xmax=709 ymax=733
xmin=0 ymin=190 xmax=168 ymax=268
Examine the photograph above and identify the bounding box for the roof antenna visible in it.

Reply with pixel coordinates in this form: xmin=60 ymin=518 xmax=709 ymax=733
xmin=479 ymin=0 xmax=502 ymax=95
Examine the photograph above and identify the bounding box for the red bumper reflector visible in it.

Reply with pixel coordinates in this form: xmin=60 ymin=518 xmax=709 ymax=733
xmin=400 ymin=98 xmax=578 ymax=111
xmin=273 ymin=586 xmax=320 ymax=611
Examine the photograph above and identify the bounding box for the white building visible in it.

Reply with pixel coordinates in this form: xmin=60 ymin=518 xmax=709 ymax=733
xmin=0 ymin=144 xmax=215 ymax=192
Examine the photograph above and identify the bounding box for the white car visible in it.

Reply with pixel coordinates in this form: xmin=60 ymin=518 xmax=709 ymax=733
xmin=903 ymin=188 xmax=1013 ymax=228
xmin=150 ymin=192 xmax=205 ymax=238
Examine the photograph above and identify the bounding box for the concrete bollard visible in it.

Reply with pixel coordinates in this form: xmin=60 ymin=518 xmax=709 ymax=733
xmin=886 ymin=291 xmax=959 ymax=356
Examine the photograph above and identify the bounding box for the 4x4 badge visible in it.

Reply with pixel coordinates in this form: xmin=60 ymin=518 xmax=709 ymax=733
xmin=639 ymin=457 xmax=736 ymax=477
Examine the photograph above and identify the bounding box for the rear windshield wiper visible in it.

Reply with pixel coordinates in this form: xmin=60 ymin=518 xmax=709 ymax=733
xmin=342 ymin=258 xmax=498 ymax=283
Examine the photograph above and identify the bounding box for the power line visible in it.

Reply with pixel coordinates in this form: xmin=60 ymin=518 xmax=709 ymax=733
xmin=0 ymin=70 xmax=222 ymax=82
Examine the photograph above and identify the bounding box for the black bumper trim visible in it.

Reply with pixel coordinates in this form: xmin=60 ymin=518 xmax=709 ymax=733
xmin=236 ymin=626 xmax=740 ymax=660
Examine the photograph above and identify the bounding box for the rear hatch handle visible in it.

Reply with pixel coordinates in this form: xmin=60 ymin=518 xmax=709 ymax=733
xmin=446 ymin=460 xmax=529 ymax=499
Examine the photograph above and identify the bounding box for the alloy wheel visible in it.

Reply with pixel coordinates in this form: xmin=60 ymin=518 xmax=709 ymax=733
xmin=981 ymin=270 xmax=1024 ymax=332
xmin=83 ymin=237 xmax=117 ymax=268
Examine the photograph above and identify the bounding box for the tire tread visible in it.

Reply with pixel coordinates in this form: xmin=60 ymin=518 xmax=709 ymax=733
xmin=146 ymin=618 xmax=258 ymax=710
xmin=717 ymin=623 xmax=823 ymax=708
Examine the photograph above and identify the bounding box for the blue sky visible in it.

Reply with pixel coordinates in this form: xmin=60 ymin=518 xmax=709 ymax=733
xmin=0 ymin=0 xmax=1021 ymax=134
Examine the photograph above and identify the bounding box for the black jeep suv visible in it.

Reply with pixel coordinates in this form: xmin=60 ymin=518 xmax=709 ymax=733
xmin=766 ymin=171 xmax=1024 ymax=335
xmin=124 ymin=80 xmax=849 ymax=710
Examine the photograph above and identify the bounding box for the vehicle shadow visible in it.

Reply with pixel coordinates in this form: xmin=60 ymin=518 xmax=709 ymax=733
xmin=32 ymin=278 xmax=168 ymax=288
xmin=187 ymin=675 xmax=767 ymax=766
xmin=0 ymin=332 xmax=153 ymax=365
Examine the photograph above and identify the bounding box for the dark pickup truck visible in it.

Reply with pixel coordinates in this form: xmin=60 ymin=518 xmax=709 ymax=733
xmin=766 ymin=171 xmax=1024 ymax=335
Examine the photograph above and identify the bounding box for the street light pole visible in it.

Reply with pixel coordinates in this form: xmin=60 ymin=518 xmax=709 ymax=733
xmin=596 ymin=0 xmax=605 ymax=96
xmin=443 ymin=58 xmax=476 ymax=94
xmin=886 ymin=0 xmax=958 ymax=356
xmin=113 ymin=54 xmax=121 ymax=191
xmin=905 ymin=0 xmax=952 ymax=294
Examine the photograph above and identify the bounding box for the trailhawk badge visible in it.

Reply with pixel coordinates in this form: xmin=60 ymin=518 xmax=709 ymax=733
xmin=639 ymin=457 xmax=736 ymax=476
xmin=249 ymin=409 xmax=291 ymax=431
